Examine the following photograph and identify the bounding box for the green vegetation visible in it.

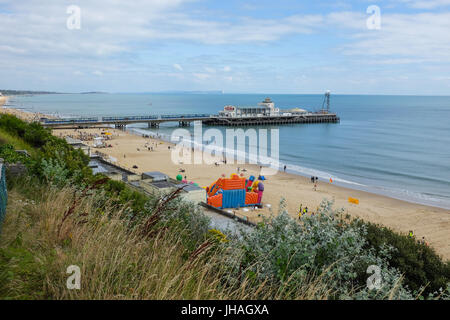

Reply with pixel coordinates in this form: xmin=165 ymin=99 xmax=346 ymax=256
xmin=0 ymin=90 xmax=60 ymax=95
xmin=0 ymin=129 xmax=36 ymax=157
xmin=0 ymin=114 xmax=449 ymax=300
xmin=354 ymin=220 xmax=450 ymax=296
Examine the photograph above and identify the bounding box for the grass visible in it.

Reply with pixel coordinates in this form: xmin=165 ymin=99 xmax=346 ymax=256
xmin=0 ymin=128 xmax=36 ymax=157
xmin=0 ymin=178 xmax=332 ymax=300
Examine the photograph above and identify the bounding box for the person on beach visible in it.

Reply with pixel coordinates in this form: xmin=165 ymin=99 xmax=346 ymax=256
xmin=284 ymin=165 xmax=286 ymax=172
xmin=313 ymin=181 xmax=317 ymax=191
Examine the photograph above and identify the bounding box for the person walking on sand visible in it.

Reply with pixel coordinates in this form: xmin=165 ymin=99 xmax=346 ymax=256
xmin=283 ymin=165 xmax=286 ymax=172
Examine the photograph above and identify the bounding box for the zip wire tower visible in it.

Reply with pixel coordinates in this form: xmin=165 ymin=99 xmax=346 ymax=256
xmin=321 ymin=90 xmax=331 ymax=113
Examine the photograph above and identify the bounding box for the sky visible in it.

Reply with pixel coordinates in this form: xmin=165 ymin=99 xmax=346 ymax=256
xmin=0 ymin=0 xmax=450 ymax=95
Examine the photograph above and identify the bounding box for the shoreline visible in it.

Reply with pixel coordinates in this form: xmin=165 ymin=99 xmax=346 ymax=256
xmin=1 ymin=106 xmax=449 ymax=259
xmin=129 ymin=126 xmax=450 ymax=211
xmin=1 ymin=99 xmax=58 ymax=121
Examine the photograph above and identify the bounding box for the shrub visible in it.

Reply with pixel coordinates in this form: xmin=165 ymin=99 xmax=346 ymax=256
xmin=0 ymin=144 xmax=31 ymax=165
xmin=354 ymin=220 xmax=450 ymax=297
xmin=224 ymin=199 xmax=415 ymax=299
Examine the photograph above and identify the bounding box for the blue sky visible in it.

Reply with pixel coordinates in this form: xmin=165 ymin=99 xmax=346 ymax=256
xmin=0 ymin=0 xmax=449 ymax=94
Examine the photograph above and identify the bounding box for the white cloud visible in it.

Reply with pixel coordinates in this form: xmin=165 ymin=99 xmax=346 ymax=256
xmin=193 ymin=73 xmax=211 ymax=80
xmin=337 ymin=12 xmax=450 ymax=63
xmin=173 ymin=63 xmax=183 ymax=71
xmin=0 ymin=0 xmax=449 ymax=94
xmin=204 ymin=67 xmax=216 ymax=73
xmin=398 ymin=0 xmax=450 ymax=9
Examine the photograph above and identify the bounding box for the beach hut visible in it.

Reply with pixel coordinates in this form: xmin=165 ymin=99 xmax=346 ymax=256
xmin=93 ymin=137 xmax=105 ymax=147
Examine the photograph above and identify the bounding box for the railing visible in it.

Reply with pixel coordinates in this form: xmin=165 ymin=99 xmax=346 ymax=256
xmin=41 ymin=113 xmax=336 ymax=125
xmin=42 ymin=114 xmax=213 ymax=124
xmin=42 ymin=117 xmax=99 ymax=124
xmin=0 ymin=161 xmax=7 ymax=231
xmin=160 ymin=113 xmax=211 ymax=119
xmin=102 ymin=115 xmax=159 ymax=121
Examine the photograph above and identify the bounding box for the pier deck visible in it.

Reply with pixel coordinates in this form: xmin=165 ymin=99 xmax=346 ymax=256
xmin=41 ymin=113 xmax=339 ymax=129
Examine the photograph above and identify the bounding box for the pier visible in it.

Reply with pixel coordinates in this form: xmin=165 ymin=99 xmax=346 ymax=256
xmin=40 ymin=112 xmax=340 ymax=129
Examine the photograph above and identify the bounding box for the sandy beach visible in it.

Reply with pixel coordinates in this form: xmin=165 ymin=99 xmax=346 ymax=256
xmin=1 ymin=106 xmax=449 ymax=260
xmin=1 ymin=97 xmax=54 ymax=122
xmin=52 ymin=126 xmax=450 ymax=260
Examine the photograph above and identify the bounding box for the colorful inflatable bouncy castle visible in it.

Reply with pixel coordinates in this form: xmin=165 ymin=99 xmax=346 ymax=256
xmin=257 ymin=182 xmax=264 ymax=203
xmin=251 ymin=180 xmax=260 ymax=192
xmin=207 ymin=174 xmax=263 ymax=209
xmin=246 ymin=175 xmax=255 ymax=191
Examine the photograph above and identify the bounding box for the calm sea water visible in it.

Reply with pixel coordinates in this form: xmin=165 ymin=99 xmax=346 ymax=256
xmin=9 ymin=93 xmax=450 ymax=209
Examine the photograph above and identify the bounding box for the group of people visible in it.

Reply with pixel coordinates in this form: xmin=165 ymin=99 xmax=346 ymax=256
xmin=144 ymin=141 xmax=159 ymax=152
xmin=297 ymin=203 xmax=321 ymax=219
xmin=62 ymin=130 xmax=112 ymax=142
xmin=311 ymin=176 xmax=319 ymax=191
xmin=408 ymin=230 xmax=429 ymax=246
xmin=298 ymin=204 xmax=308 ymax=218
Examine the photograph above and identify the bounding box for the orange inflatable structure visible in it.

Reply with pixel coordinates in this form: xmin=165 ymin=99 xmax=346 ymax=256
xmin=206 ymin=174 xmax=262 ymax=209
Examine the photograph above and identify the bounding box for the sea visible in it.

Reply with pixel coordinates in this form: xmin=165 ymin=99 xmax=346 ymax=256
xmin=7 ymin=93 xmax=450 ymax=210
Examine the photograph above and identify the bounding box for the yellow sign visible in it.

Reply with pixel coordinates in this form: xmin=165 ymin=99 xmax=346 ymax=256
xmin=348 ymin=197 xmax=359 ymax=205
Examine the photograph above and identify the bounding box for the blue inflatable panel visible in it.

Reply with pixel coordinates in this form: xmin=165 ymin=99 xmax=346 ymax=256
xmin=222 ymin=189 xmax=246 ymax=208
